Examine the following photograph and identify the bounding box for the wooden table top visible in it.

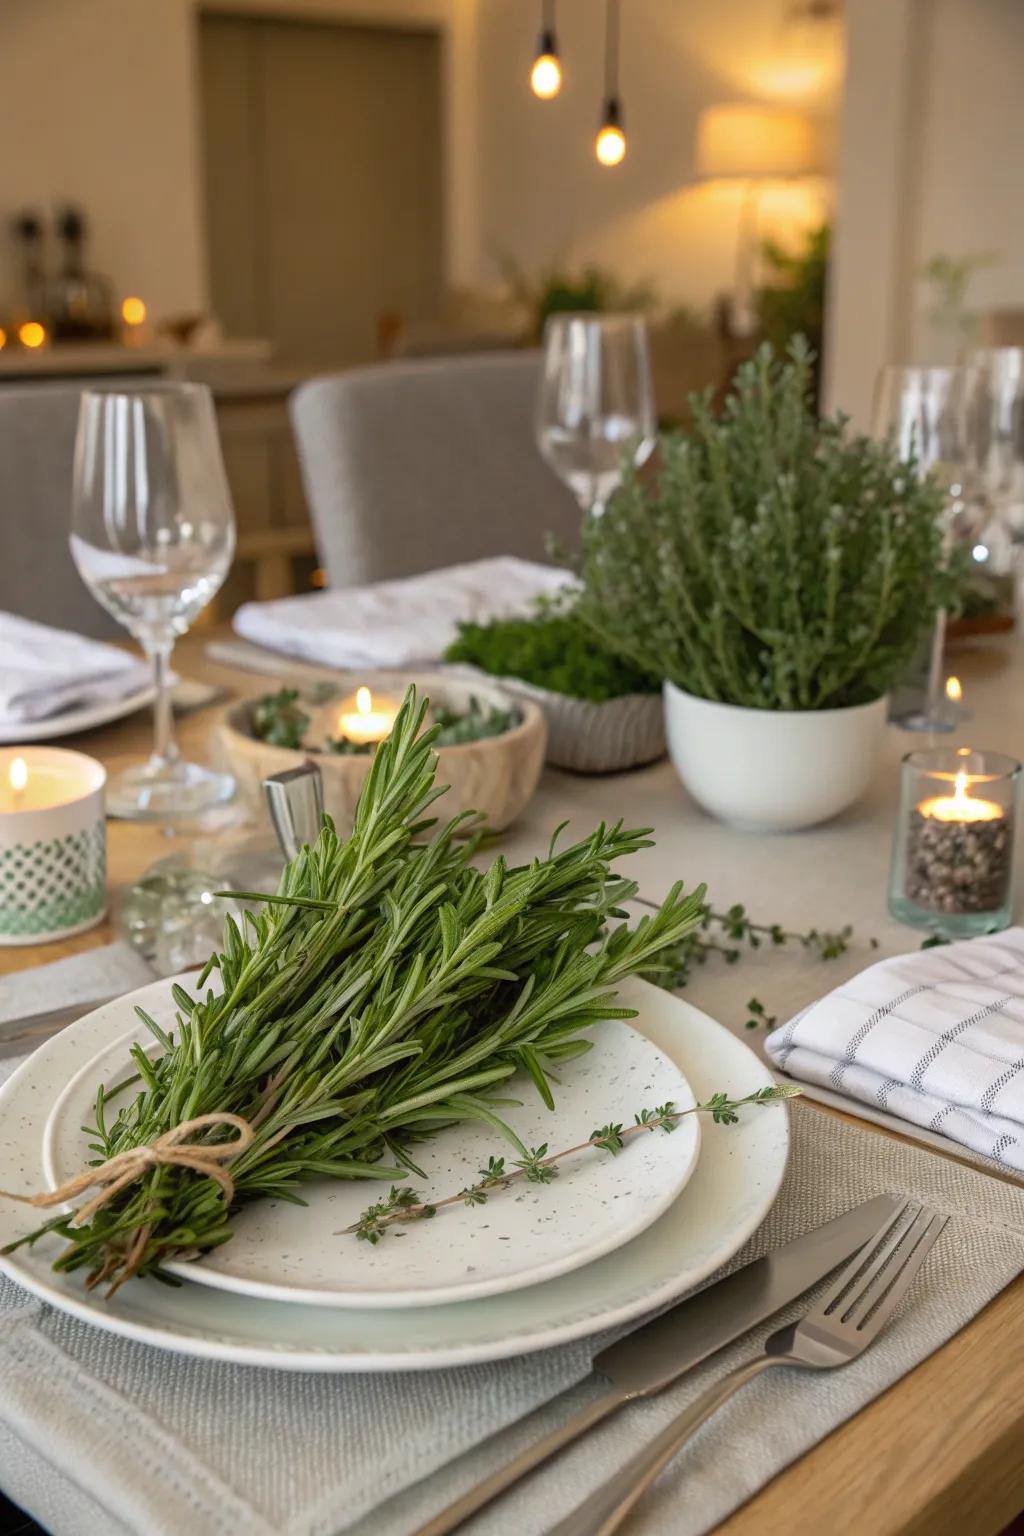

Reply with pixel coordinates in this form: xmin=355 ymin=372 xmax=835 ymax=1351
xmin=2 ymin=627 xmax=1024 ymax=1536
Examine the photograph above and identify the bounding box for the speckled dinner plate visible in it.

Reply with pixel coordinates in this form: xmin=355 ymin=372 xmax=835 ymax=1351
xmin=0 ymin=978 xmax=789 ymax=1371
xmin=40 ymin=1003 xmax=700 ymax=1308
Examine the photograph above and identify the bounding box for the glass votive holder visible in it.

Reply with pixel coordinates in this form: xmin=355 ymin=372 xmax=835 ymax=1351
xmin=889 ymin=747 xmax=1021 ymax=939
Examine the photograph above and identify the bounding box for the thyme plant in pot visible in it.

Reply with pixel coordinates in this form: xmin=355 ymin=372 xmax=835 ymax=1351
xmin=577 ymin=343 xmax=957 ymax=831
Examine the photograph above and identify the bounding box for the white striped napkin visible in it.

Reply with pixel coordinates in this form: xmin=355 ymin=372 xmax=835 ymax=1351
xmin=765 ymin=928 xmax=1024 ymax=1173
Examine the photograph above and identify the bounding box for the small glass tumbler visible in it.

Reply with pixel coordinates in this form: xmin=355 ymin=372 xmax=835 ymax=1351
xmin=889 ymin=747 xmax=1022 ymax=939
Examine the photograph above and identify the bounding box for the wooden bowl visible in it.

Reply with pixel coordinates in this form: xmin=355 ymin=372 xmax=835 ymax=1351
xmin=217 ymin=672 xmax=546 ymax=834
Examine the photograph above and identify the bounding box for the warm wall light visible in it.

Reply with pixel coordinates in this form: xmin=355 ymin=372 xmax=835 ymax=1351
xmin=17 ymin=321 xmax=46 ymax=349
xmin=531 ymin=2 xmax=561 ymax=99
xmin=0 ymin=327 xmax=6 ymax=351
xmin=695 ymin=103 xmax=819 ymax=335
xmin=695 ymin=104 xmax=819 ymax=182
xmin=121 ymin=296 xmax=147 ymax=326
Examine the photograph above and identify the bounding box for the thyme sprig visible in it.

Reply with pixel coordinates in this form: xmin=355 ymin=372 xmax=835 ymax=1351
xmin=345 ymin=1085 xmax=801 ymax=1242
xmin=653 ymin=901 xmax=858 ymax=990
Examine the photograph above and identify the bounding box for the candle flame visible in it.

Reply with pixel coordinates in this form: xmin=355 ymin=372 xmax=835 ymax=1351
xmin=356 ymin=687 xmax=372 ymax=716
xmin=9 ymin=757 xmax=27 ymax=792
xmin=945 ymin=675 xmax=962 ymax=703
xmin=953 ymin=768 xmax=969 ymax=809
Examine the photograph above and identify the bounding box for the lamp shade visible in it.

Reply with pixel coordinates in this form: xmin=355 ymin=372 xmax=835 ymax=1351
xmin=695 ymin=104 xmax=819 ymax=181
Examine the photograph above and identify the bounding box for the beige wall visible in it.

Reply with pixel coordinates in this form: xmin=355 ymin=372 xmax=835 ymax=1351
xmin=826 ymin=0 xmax=1024 ymax=428
xmin=0 ymin=0 xmax=206 ymax=319
xmin=0 ymin=0 xmax=478 ymax=324
xmin=476 ymin=0 xmax=836 ymax=311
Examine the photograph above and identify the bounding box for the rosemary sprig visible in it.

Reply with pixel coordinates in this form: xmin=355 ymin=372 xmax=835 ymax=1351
xmin=4 ymin=686 xmax=707 ymax=1294
xmin=345 ymin=1085 xmax=801 ymax=1242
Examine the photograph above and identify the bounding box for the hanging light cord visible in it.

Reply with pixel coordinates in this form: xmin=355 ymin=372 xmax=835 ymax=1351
xmin=542 ymin=0 xmax=555 ymax=30
xmin=604 ymin=0 xmax=620 ymax=99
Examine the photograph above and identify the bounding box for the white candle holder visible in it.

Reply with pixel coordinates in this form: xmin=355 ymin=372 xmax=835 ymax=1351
xmin=0 ymin=747 xmax=107 ymax=946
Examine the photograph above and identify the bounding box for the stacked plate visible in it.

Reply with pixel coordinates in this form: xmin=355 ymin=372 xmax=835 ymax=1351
xmin=0 ymin=977 xmax=789 ymax=1371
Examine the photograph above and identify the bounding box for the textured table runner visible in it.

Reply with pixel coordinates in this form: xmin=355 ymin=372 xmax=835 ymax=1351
xmin=1 ymin=950 xmax=1024 ymax=1536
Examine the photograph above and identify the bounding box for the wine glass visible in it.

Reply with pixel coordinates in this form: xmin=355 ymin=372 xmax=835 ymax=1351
xmin=964 ymin=347 xmax=1024 ymax=569
xmin=70 ymin=383 xmax=236 ymax=819
xmin=871 ymin=364 xmax=979 ymax=732
xmin=536 ymin=313 xmax=656 ymax=518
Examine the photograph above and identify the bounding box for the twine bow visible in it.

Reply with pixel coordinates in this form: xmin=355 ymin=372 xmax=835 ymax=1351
xmin=1 ymin=1113 xmax=255 ymax=1228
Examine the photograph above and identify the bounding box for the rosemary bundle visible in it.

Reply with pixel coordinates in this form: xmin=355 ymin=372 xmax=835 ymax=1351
xmin=6 ymin=688 xmax=705 ymax=1293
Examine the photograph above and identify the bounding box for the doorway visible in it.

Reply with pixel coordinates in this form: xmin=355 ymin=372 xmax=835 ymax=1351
xmin=199 ymin=11 xmax=444 ymax=367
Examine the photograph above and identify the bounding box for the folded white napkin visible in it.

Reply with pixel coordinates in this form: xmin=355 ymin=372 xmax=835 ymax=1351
xmin=232 ymin=556 xmax=575 ymax=670
xmin=0 ymin=612 xmax=151 ymax=726
xmin=766 ymin=928 xmax=1024 ymax=1172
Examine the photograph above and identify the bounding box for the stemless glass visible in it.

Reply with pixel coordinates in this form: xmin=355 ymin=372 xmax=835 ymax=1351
xmin=536 ymin=313 xmax=656 ymax=519
xmin=70 ymin=383 xmax=236 ymax=819
xmin=871 ymin=364 xmax=978 ymax=732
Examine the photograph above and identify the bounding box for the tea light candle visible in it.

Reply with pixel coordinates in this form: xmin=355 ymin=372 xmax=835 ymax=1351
xmin=0 ymin=747 xmax=107 ymax=945
xmin=335 ymin=687 xmax=400 ymax=747
xmin=904 ymin=764 xmax=1013 ymax=921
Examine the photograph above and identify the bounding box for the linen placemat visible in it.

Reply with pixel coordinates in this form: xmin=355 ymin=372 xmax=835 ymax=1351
xmin=0 ymin=1082 xmax=1022 ymax=1536
xmin=2 ymin=948 xmax=1023 ymax=1535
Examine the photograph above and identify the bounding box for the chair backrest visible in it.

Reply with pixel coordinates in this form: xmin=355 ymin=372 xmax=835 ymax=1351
xmin=289 ymin=352 xmax=581 ymax=586
xmin=0 ymin=385 xmax=120 ymax=638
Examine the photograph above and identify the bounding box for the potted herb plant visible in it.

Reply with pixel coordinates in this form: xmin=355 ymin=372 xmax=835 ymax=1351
xmin=576 ymin=342 xmax=956 ymax=831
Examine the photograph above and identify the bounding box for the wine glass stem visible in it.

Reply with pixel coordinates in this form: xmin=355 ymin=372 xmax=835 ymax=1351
xmin=145 ymin=639 xmax=179 ymax=769
xmin=924 ymin=608 xmax=948 ymax=721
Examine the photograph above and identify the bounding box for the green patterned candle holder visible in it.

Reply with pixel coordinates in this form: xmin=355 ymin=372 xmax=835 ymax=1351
xmin=0 ymin=747 xmax=107 ymax=946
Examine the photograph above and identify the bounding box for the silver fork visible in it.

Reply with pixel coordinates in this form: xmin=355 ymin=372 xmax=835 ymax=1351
xmin=548 ymin=1200 xmax=948 ymax=1536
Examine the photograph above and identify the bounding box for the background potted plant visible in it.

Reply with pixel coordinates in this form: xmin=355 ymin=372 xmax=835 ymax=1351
xmin=575 ymin=342 xmax=957 ymax=831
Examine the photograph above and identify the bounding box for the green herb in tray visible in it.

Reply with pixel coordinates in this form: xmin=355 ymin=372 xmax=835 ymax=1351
xmin=250 ymin=687 xmax=309 ymax=750
xmin=431 ymin=697 xmax=516 ymax=746
xmin=445 ymin=608 xmax=660 ymax=703
xmin=4 ymin=686 xmax=704 ymax=1294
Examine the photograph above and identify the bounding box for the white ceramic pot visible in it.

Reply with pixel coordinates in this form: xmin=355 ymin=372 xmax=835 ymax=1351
xmin=662 ymin=682 xmax=888 ymax=832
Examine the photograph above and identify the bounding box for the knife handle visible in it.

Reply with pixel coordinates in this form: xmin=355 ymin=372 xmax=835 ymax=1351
xmin=547 ymin=1357 xmax=778 ymax=1536
xmin=413 ymin=1390 xmax=624 ymax=1536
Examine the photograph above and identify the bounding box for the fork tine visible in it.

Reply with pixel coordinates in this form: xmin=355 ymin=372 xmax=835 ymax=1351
xmin=839 ymin=1205 xmax=932 ymax=1328
xmin=845 ymin=1210 xmax=948 ymax=1343
xmin=808 ymin=1197 xmax=911 ymax=1321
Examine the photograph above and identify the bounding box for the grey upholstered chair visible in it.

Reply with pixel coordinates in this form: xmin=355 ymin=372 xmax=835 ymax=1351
xmin=0 ymin=385 xmax=119 ymax=638
xmin=289 ymin=352 xmax=582 ymax=586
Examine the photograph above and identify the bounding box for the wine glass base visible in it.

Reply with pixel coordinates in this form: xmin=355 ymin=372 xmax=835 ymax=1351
xmin=106 ymin=760 xmax=236 ymax=822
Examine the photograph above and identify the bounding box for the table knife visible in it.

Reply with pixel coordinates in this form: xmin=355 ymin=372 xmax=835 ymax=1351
xmin=413 ymin=1192 xmax=902 ymax=1536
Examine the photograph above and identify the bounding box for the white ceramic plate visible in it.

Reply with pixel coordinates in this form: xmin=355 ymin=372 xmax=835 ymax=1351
xmin=0 ymin=977 xmax=789 ymax=1372
xmin=0 ymin=683 xmax=156 ymax=744
xmin=41 ymin=1012 xmax=700 ymax=1308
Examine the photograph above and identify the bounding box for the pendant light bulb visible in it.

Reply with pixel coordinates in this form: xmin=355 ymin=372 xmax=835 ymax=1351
xmin=595 ymin=98 xmax=626 ymax=166
xmin=531 ymin=28 xmax=562 ymax=99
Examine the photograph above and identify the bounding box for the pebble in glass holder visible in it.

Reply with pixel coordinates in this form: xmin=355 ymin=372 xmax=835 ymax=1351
xmin=889 ymin=747 xmax=1021 ymax=938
